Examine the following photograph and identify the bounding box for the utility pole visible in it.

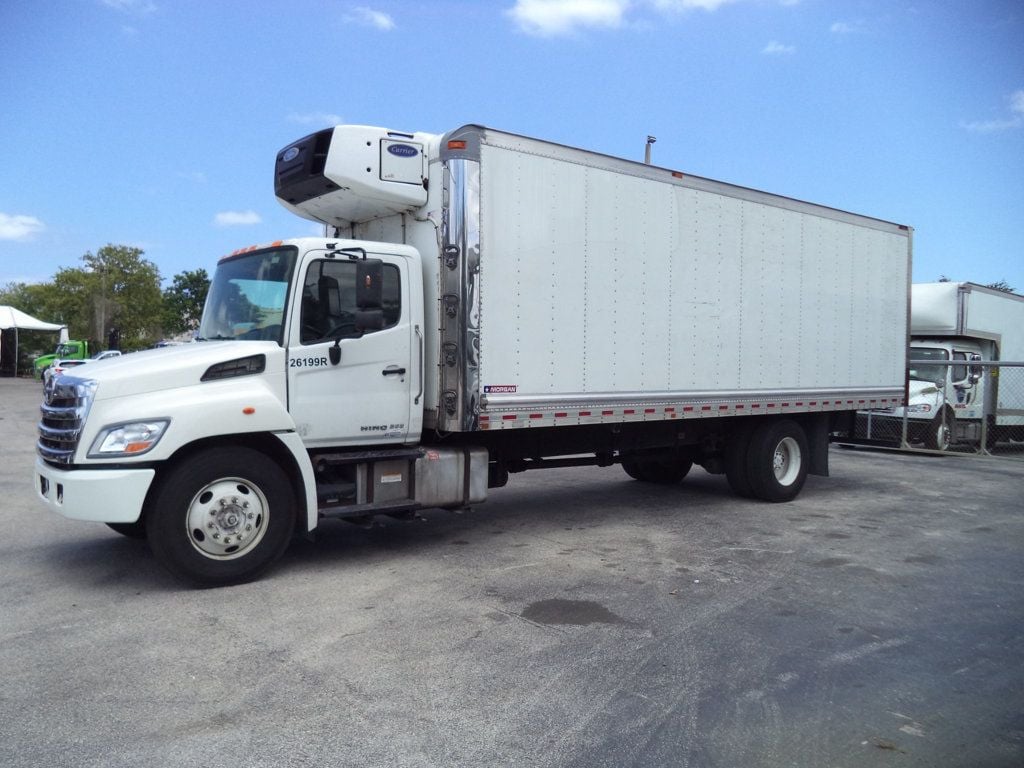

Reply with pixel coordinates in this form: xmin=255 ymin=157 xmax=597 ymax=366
xmin=644 ymin=135 xmax=656 ymax=165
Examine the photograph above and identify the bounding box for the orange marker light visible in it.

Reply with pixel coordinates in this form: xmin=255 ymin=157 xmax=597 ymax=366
xmin=448 ymin=140 xmax=467 ymax=150
xmin=242 ymin=407 xmax=256 ymax=415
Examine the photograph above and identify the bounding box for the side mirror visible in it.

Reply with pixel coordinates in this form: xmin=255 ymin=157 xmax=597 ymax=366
xmin=969 ymin=354 xmax=983 ymax=384
xmin=355 ymin=309 xmax=385 ymax=333
xmin=356 ymin=259 xmax=384 ymax=310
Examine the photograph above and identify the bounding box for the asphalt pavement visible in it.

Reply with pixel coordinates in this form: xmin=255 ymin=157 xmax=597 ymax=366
xmin=1 ymin=376 xmax=1022 ymax=767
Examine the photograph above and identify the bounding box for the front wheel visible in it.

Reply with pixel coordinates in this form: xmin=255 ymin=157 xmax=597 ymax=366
xmin=926 ymin=411 xmax=952 ymax=452
xmin=146 ymin=447 xmax=296 ymax=587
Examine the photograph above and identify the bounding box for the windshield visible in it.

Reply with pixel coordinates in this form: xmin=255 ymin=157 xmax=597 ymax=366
xmin=908 ymin=347 xmax=948 ymax=383
xmin=55 ymin=343 xmax=75 ymax=356
xmin=197 ymin=247 xmax=297 ymax=344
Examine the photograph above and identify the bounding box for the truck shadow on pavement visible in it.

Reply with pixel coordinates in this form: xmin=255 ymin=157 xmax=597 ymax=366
xmin=277 ymin=469 xmax=801 ymax=576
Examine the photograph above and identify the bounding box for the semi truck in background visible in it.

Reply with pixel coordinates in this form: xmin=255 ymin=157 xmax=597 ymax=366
xmin=887 ymin=282 xmax=1024 ymax=450
xmin=34 ymin=123 xmax=912 ymax=586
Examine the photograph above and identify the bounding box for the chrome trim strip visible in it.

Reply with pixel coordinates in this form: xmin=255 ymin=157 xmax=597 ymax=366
xmin=414 ymin=324 xmax=424 ymax=406
xmin=439 ymin=157 xmax=481 ymax=431
xmin=482 ymin=387 xmax=904 ymax=412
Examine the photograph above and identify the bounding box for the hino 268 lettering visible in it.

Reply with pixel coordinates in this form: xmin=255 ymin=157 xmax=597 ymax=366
xmin=35 ymin=124 xmax=911 ymax=586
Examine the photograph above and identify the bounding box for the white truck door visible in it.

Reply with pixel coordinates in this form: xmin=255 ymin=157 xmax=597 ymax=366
xmin=286 ymin=252 xmax=413 ymax=447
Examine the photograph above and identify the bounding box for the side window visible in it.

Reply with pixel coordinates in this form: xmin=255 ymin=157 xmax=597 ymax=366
xmin=951 ymin=351 xmax=967 ymax=383
xmin=300 ymin=260 xmax=401 ymax=344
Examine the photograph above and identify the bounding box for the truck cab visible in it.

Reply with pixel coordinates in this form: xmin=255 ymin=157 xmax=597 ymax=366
xmin=904 ymin=339 xmax=986 ymax=448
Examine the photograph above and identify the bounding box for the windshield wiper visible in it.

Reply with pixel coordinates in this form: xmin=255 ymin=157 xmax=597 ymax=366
xmin=196 ymin=334 xmax=234 ymax=341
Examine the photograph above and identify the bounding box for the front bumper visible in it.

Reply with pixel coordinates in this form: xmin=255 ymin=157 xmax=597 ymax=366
xmin=34 ymin=458 xmax=155 ymax=524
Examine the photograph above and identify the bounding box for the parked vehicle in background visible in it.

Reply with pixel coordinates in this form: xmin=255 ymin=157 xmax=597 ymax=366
xmin=859 ymin=282 xmax=1024 ymax=450
xmin=33 ymin=339 xmax=90 ymax=380
xmin=34 ymin=122 xmax=912 ymax=586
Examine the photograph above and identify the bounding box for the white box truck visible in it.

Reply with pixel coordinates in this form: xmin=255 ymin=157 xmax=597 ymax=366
xmin=34 ymin=124 xmax=912 ymax=586
xmin=894 ymin=282 xmax=1024 ymax=449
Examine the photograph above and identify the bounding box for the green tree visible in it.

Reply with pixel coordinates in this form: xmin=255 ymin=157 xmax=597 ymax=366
xmin=35 ymin=245 xmax=164 ymax=349
xmin=162 ymin=268 xmax=210 ymax=336
xmin=0 ymin=281 xmax=65 ymax=325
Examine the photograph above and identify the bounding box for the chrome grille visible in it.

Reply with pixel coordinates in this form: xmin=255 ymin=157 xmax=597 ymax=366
xmin=38 ymin=376 xmax=97 ymax=465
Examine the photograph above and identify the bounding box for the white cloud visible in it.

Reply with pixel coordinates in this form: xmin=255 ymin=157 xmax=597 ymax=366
xmin=288 ymin=112 xmax=344 ymax=127
xmin=0 ymin=213 xmax=45 ymax=241
xmin=762 ymin=40 xmax=795 ymax=54
xmin=213 ymin=210 xmax=262 ymax=227
xmin=651 ymin=0 xmax=738 ymax=11
xmin=507 ymin=0 xmax=788 ymax=36
xmin=506 ymin=0 xmax=628 ymax=37
xmin=345 ymin=6 xmax=395 ymax=30
xmin=1011 ymin=89 xmax=1024 ymax=115
xmin=963 ymin=88 xmax=1024 ymax=133
xmin=100 ymin=0 xmax=157 ymax=14
xmin=178 ymin=170 xmax=207 ymax=184
xmin=830 ymin=19 xmax=865 ymax=34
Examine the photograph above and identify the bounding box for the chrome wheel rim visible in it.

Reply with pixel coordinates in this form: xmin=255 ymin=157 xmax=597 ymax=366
xmin=185 ymin=477 xmax=269 ymax=560
xmin=772 ymin=437 xmax=802 ymax=486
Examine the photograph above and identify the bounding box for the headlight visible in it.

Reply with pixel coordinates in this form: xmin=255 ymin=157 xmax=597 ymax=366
xmin=88 ymin=420 xmax=170 ymax=458
xmin=906 ymin=404 xmax=932 ymax=413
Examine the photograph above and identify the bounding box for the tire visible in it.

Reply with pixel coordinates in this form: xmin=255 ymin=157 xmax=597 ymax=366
xmin=745 ymin=419 xmax=809 ymax=503
xmin=146 ymin=447 xmax=296 ymax=587
xmin=724 ymin=422 xmax=756 ymax=498
xmin=107 ymin=521 xmax=147 ymax=539
xmin=926 ymin=411 xmax=952 ymax=452
xmin=622 ymin=457 xmax=692 ymax=484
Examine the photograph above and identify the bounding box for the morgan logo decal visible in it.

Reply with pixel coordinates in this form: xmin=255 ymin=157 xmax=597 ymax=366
xmin=484 ymin=385 xmax=517 ymax=394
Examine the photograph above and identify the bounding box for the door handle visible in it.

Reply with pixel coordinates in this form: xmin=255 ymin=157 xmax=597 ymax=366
xmin=382 ymin=366 xmax=406 ymax=376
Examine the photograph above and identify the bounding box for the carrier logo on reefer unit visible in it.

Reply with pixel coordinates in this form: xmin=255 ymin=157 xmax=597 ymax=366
xmin=386 ymin=144 xmax=419 ymax=158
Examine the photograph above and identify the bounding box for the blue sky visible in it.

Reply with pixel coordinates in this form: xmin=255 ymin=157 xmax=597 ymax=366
xmin=2 ymin=0 xmax=1022 ymax=292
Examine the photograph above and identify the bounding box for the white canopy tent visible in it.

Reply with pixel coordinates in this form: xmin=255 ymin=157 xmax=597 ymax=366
xmin=0 ymin=306 xmax=68 ymax=377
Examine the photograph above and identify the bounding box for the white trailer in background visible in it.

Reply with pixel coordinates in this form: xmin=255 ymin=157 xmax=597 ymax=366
xmin=35 ymin=123 xmax=912 ymax=585
xmin=905 ymin=282 xmax=1024 ymax=448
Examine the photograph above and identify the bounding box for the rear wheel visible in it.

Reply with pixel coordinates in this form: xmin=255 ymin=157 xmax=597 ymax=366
xmin=745 ymin=419 xmax=809 ymax=502
xmin=724 ymin=422 xmax=756 ymax=498
xmin=146 ymin=447 xmax=296 ymax=587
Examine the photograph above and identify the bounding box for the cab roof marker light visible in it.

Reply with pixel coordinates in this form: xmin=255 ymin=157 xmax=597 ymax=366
xmin=447 ymin=140 xmax=467 ymax=150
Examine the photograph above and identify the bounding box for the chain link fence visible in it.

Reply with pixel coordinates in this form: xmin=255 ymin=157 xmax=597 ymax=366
xmin=852 ymin=360 xmax=1024 ymax=460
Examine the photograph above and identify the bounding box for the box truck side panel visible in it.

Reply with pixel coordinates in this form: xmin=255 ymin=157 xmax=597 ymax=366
xmin=962 ymin=286 xmax=1024 ymax=360
xmin=476 ymin=141 xmax=909 ymax=402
